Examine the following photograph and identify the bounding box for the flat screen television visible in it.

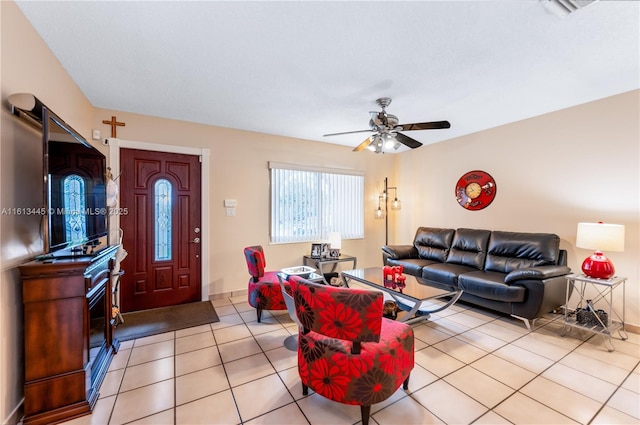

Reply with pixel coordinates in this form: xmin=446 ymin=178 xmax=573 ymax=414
xmin=9 ymin=93 xmax=108 ymax=257
xmin=45 ymin=111 xmax=108 ymax=254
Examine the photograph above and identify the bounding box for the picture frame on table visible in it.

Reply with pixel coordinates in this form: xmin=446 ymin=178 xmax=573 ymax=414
xmin=320 ymin=243 xmax=330 ymax=258
xmin=310 ymin=243 xmax=322 ymax=258
xmin=329 ymin=248 xmax=340 ymax=258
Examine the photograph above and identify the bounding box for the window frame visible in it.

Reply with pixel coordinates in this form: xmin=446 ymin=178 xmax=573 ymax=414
xmin=269 ymin=162 xmax=365 ymax=244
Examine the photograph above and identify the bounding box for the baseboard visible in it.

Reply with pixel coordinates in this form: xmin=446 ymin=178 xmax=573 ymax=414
xmin=209 ymin=289 xmax=248 ymax=300
xmin=625 ymin=322 xmax=639 ymax=335
xmin=4 ymin=398 xmax=24 ymax=425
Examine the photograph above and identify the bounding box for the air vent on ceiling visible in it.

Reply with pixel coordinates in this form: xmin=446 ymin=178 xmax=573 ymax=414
xmin=541 ymin=0 xmax=600 ymax=17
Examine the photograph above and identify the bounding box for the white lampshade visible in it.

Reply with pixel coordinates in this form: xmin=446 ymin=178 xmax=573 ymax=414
xmin=328 ymin=232 xmax=341 ymax=249
xmin=576 ymin=222 xmax=625 ymax=252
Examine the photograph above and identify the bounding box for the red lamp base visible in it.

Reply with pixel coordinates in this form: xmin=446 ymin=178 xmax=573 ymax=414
xmin=581 ymin=251 xmax=615 ymax=279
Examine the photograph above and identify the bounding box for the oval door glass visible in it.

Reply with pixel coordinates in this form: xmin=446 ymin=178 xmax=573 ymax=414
xmin=154 ymin=178 xmax=172 ymax=261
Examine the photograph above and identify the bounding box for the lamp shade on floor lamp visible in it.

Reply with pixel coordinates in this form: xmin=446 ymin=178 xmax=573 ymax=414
xmin=576 ymin=222 xmax=625 ymax=279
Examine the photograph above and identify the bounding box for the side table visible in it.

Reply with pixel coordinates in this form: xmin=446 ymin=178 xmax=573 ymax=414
xmin=303 ymin=254 xmax=357 ymax=284
xmin=561 ymin=273 xmax=628 ymax=351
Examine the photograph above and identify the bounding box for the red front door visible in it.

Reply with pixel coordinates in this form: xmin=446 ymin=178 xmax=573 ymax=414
xmin=119 ymin=148 xmax=202 ymax=312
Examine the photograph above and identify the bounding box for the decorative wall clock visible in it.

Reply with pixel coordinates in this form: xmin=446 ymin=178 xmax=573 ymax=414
xmin=455 ymin=170 xmax=497 ymax=210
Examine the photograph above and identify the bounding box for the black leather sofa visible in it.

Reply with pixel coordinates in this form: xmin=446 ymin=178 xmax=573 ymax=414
xmin=382 ymin=227 xmax=571 ymax=329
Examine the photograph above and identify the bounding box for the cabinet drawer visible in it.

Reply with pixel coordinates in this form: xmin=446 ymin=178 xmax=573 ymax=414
xmin=85 ymin=259 xmax=111 ymax=293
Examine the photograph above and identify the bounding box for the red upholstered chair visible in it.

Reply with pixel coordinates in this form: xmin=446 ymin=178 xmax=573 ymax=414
xmin=244 ymin=245 xmax=287 ymax=322
xmin=289 ymin=276 xmax=414 ymax=425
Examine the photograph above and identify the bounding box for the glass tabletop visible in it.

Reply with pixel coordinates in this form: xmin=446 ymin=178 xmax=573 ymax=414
xmin=342 ymin=267 xmax=458 ymax=302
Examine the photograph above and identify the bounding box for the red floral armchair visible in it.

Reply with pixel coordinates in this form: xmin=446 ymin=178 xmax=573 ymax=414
xmin=244 ymin=246 xmax=287 ymax=322
xmin=289 ymin=276 xmax=414 ymax=425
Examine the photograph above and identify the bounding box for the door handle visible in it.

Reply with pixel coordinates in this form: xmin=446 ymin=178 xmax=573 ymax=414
xmin=189 ymin=237 xmax=201 ymax=244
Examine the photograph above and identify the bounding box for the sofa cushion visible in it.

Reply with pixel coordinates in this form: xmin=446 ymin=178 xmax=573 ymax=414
xmin=445 ymin=228 xmax=491 ymax=269
xmin=485 ymin=231 xmax=560 ymax=274
xmin=458 ymin=271 xmax=526 ymax=302
xmin=387 ymin=257 xmax=438 ymax=276
xmin=414 ymin=227 xmax=455 ymax=262
xmin=421 ymin=263 xmax=478 ymax=286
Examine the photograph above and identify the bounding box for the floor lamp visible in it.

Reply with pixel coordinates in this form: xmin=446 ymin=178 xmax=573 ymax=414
xmin=378 ymin=177 xmax=401 ymax=245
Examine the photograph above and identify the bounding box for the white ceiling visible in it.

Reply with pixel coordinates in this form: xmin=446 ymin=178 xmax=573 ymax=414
xmin=15 ymin=1 xmax=640 ymax=151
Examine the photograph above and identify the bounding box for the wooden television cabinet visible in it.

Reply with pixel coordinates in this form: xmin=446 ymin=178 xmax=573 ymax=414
xmin=20 ymin=245 xmax=120 ymax=425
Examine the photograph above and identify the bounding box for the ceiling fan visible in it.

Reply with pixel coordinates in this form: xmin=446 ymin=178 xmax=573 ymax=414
xmin=323 ymin=97 xmax=451 ymax=153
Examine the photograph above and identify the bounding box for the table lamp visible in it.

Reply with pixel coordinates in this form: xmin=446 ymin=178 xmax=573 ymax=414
xmin=328 ymin=232 xmax=341 ymax=255
xmin=576 ymin=222 xmax=625 ymax=279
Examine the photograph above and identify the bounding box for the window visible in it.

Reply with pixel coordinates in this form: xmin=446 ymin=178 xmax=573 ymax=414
xmin=62 ymin=174 xmax=87 ymax=243
xmin=154 ymin=179 xmax=172 ymax=261
xmin=269 ymin=162 xmax=364 ymax=243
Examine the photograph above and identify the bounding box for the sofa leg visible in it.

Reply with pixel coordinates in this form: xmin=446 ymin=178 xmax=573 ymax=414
xmin=510 ymin=314 xmax=537 ymax=331
xmin=256 ymin=307 xmax=263 ymax=323
xmin=403 ymin=374 xmax=410 ymax=390
xmin=302 ymin=383 xmax=309 ymax=396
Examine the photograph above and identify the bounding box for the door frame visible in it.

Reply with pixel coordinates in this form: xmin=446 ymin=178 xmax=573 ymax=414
xmin=108 ymin=138 xmax=211 ymax=301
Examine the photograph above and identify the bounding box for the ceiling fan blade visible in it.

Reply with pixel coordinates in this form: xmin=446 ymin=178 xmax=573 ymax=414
xmin=395 ymin=132 xmax=423 ymax=149
xmin=399 ymin=121 xmax=451 ymax=131
xmin=353 ymin=136 xmax=372 ymax=152
xmin=324 ymin=129 xmax=373 ymax=137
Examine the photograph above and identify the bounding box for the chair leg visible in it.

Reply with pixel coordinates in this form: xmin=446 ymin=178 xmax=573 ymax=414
xmin=403 ymin=374 xmax=410 ymax=390
xmin=256 ymin=307 xmax=262 ymax=323
xmin=360 ymin=405 xmax=371 ymax=425
xmin=302 ymin=383 xmax=309 ymax=396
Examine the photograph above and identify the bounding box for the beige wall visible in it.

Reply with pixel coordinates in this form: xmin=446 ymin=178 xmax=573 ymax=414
xmin=93 ymin=108 xmax=394 ymax=297
xmin=1 ymin=0 xmax=638 ymax=422
xmin=394 ymin=89 xmax=640 ymax=326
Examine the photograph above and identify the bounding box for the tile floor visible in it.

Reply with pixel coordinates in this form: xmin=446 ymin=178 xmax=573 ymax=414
xmin=61 ymin=290 xmax=639 ymax=425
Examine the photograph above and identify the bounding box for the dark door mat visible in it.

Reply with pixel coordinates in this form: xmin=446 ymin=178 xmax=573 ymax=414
xmin=115 ymin=301 xmax=220 ymax=342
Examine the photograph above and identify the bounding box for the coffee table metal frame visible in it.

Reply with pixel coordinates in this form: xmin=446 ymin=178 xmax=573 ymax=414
xmin=341 ymin=267 xmax=463 ymax=324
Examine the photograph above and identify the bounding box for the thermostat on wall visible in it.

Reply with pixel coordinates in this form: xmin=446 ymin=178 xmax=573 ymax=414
xmin=224 ymin=199 xmax=237 ymax=207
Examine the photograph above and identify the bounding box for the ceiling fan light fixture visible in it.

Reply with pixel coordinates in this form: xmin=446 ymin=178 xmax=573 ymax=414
xmin=366 ymin=135 xmax=376 ymax=151
xmin=382 ymin=133 xmax=397 ymax=150
xmin=324 ymin=97 xmax=449 ymax=153
xmin=367 ymin=134 xmax=384 ymax=153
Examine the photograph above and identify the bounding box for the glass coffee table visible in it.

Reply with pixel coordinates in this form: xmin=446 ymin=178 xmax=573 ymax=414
xmin=342 ymin=267 xmax=463 ymax=324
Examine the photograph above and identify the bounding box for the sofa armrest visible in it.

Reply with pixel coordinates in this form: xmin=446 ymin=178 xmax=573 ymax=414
xmin=382 ymin=245 xmax=418 ymax=260
xmin=504 ymin=265 xmax=571 ymax=284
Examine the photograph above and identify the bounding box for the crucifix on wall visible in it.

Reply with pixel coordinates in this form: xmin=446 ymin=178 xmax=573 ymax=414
xmin=102 ymin=115 xmax=126 ymax=138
